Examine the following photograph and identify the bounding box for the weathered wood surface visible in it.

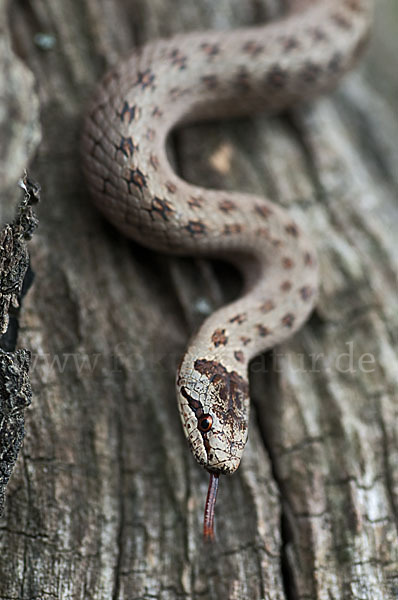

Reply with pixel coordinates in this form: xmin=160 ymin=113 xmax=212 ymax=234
xmin=1 ymin=0 xmax=397 ymax=598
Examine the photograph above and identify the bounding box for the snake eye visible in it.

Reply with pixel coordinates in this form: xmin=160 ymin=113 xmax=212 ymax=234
xmin=198 ymin=414 xmax=213 ymax=433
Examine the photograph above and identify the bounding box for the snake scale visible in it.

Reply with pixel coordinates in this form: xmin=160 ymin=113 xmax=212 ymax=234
xmin=81 ymin=0 xmax=373 ymax=539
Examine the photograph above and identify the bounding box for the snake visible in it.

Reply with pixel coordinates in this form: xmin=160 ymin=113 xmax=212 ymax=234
xmin=81 ymin=0 xmax=373 ymax=540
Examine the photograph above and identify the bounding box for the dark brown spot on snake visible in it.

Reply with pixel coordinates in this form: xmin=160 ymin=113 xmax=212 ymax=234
xmin=281 ymin=280 xmax=292 ymax=292
xmin=211 ymin=328 xmax=228 ymax=347
xmin=260 ymin=300 xmax=275 ymax=313
xmin=116 ymin=136 xmax=138 ymax=159
xmin=256 ymin=324 xmax=271 ymax=337
xmin=300 ymin=286 xmax=314 ymax=301
xmin=186 ymin=220 xmax=207 ymax=235
xmin=127 ymin=168 xmax=147 ymax=191
xmin=135 ymin=69 xmax=156 ymax=90
xmin=229 ymin=313 xmax=247 ymax=325
xmin=282 ymin=313 xmax=295 ymax=328
xmin=118 ymin=101 xmax=140 ymax=124
xmin=255 ymin=204 xmax=273 ymax=219
xmin=200 ymin=43 xmax=221 ymax=59
xmin=219 ymin=199 xmax=237 ymax=213
xmin=150 ymin=197 xmax=175 ymax=221
xmin=285 ymin=223 xmax=299 ymax=237
xmin=188 ymin=196 xmax=204 ymax=209
xmin=242 ymin=41 xmax=264 ymax=56
xmin=332 ymin=13 xmax=352 ymax=30
xmin=234 ymin=351 xmax=244 ymax=363
xmin=282 ymin=257 xmax=294 ymax=269
xmin=166 ymin=181 xmax=177 ymax=194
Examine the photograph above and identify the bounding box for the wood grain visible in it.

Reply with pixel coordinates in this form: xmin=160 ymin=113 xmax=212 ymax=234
xmin=0 ymin=0 xmax=397 ymax=598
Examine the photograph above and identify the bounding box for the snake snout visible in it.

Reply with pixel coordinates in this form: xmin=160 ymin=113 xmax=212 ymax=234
xmin=204 ymin=440 xmax=241 ymax=474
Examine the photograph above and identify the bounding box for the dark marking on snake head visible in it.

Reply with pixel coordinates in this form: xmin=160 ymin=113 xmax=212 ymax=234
xmin=234 ymin=351 xmax=245 ymax=363
xmin=188 ymin=196 xmax=204 ymax=209
xmin=180 ymin=387 xmax=210 ymax=439
xmin=200 ymin=43 xmax=221 ymax=59
xmin=240 ymin=336 xmax=251 ymax=346
xmin=128 ymin=168 xmax=147 ymax=191
xmin=255 ymin=204 xmax=273 ymax=219
xmin=300 ymin=286 xmax=314 ymax=301
xmin=135 ymin=69 xmax=156 ymax=90
xmin=211 ymin=329 xmax=228 ymax=347
xmin=267 ymin=65 xmax=287 ymax=89
xmin=229 ymin=313 xmax=247 ymax=325
xmin=242 ymin=41 xmax=264 ymax=56
xmin=259 ymin=300 xmax=275 ymax=313
xmin=285 ymin=223 xmax=299 ymax=237
xmin=256 ymin=324 xmax=271 ymax=337
xmin=186 ymin=220 xmax=207 ymax=235
xmin=282 ymin=257 xmax=294 ymax=269
xmin=150 ymin=197 xmax=175 ymax=221
xmin=282 ymin=313 xmax=295 ymax=328
xmin=181 ymin=386 xmax=202 ymax=411
xmin=281 ymin=280 xmax=292 ymax=292
xmin=219 ymin=199 xmax=237 ymax=213
xmin=194 ymin=359 xmax=249 ymax=419
xmin=118 ymin=101 xmax=140 ymax=124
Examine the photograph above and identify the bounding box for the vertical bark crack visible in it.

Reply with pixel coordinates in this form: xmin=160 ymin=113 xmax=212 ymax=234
xmin=251 ymin=352 xmax=299 ymax=600
xmin=112 ymin=402 xmax=126 ymax=600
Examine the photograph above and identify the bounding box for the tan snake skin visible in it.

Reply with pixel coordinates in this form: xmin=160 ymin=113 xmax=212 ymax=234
xmin=81 ymin=0 xmax=373 ymax=538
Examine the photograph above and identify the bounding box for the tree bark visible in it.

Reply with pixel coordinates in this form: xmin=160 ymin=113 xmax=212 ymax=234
xmin=1 ymin=0 xmax=397 ymax=599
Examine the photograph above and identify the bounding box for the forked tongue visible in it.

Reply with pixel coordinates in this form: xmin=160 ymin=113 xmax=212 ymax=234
xmin=203 ymin=472 xmax=220 ymax=541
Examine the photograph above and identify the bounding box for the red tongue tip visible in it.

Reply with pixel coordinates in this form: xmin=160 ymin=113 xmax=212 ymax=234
xmin=203 ymin=472 xmax=220 ymax=541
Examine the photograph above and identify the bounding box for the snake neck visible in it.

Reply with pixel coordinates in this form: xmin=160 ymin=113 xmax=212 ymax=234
xmin=175 ymin=213 xmax=318 ymax=474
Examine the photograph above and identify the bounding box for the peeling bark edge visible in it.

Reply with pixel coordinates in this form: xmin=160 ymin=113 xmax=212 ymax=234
xmin=0 ymin=173 xmax=39 ymax=515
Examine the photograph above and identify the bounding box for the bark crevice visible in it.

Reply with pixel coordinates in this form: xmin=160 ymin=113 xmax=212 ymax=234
xmin=0 ymin=1 xmax=397 ymax=599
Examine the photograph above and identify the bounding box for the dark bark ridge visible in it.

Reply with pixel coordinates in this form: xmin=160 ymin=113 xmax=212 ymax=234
xmin=0 ymin=174 xmax=39 ymax=514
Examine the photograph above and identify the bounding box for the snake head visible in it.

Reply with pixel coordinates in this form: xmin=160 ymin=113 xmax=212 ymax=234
xmin=176 ymin=357 xmax=250 ymax=475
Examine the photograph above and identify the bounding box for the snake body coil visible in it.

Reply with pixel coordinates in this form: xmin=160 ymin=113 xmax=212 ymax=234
xmin=82 ymin=0 xmax=373 ymax=539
